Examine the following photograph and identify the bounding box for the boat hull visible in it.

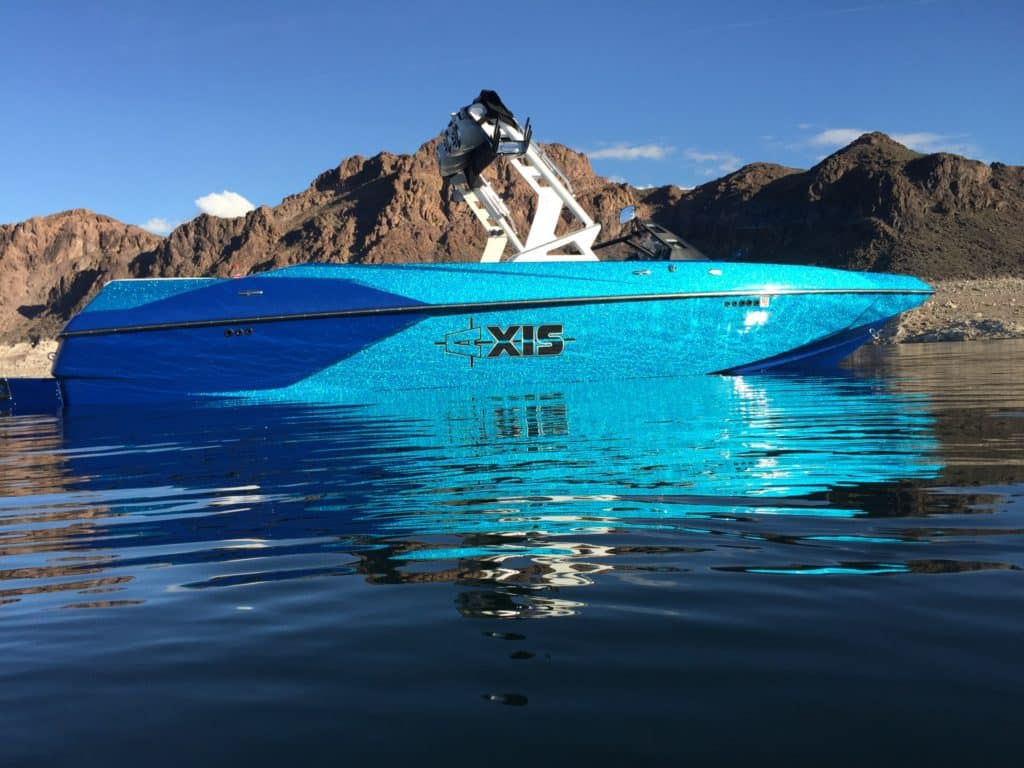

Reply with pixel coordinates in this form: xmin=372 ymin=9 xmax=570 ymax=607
xmin=53 ymin=261 xmax=932 ymax=406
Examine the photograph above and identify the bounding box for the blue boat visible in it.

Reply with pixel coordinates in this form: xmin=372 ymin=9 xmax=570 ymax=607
xmin=3 ymin=92 xmax=932 ymax=410
xmin=47 ymin=260 xmax=929 ymax=407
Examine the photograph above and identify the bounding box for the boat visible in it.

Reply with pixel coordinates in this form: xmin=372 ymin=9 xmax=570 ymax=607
xmin=2 ymin=91 xmax=932 ymax=411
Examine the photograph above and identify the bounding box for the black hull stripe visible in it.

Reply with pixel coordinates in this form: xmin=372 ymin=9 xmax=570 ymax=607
xmin=58 ymin=288 xmax=933 ymax=339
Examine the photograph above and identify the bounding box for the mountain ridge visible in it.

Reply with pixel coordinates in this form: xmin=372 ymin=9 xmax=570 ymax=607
xmin=2 ymin=133 xmax=1021 ymax=343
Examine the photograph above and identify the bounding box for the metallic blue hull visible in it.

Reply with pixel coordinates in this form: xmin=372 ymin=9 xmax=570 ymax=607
xmin=52 ymin=261 xmax=932 ymax=406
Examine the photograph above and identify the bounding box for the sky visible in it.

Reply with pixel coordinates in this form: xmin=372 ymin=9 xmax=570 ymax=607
xmin=1 ymin=0 xmax=1021 ymax=234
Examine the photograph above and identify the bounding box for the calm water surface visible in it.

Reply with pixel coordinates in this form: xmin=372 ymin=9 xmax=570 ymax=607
xmin=2 ymin=340 xmax=1022 ymax=766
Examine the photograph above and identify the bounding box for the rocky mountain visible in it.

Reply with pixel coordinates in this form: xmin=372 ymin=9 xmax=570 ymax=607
xmin=646 ymin=132 xmax=1024 ymax=277
xmin=0 ymin=211 xmax=163 ymax=342
xmin=134 ymin=140 xmax=635 ymax=279
xmin=1 ymin=133 xmax=1021 ymax=343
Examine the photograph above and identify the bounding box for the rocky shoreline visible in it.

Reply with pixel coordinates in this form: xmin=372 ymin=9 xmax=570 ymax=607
xmin=883 ymin=277 xmax=1024 ymax=343
xmin=2 ymin=277 xmax=1021 ymax=380
xmin=2 ymin=340 xmax=58 ymax=378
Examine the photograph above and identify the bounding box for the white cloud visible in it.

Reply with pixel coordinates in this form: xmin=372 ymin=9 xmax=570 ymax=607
xmin=891 ymin=132 xmax=944 ymax=149
xmin=141 ymin=217 xmax=178 ymax=236
xmin=685 ymin=149 xmax=742 ymax=173
xmin=194 ymin=190 xmax=255 ymax=218
xmin=797 ymin=122 xmax=812 ymax=130
xmin=809 ymin=128 xmax=866 ymax=147
xmin=809 ymin=127 xmax=977 ymax=156
xmin=685 ymin=150 xmax=722 ymax=163
xmin=891 ymin=132 xmax=977 ymax=155
xmin=589 ymin=143 xmax=674 ymax=160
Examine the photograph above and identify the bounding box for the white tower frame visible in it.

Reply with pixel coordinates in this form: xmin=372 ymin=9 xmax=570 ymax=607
xmin=448 ymin=117 xmax=601 ymax=263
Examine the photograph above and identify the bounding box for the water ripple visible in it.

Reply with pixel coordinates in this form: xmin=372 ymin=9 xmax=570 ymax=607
xmin=0 ymin=345 xmax=1022 ymax=619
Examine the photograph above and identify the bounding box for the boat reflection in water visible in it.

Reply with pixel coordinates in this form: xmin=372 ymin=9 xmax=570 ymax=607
xmin=0 ymin=373 xmax=941 ymax=617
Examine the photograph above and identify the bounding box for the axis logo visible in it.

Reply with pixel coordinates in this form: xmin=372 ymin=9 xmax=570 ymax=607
xmin=435 ymin=319 xmax=572 ymax=366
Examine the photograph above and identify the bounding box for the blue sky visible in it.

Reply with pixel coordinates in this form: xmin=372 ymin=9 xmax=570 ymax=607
xmin=1 ymin=0 xmax=1020 ymax=233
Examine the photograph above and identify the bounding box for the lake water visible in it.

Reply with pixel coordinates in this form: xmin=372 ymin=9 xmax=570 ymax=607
xmin=2 ymin=339 xmax=1022 ymax=766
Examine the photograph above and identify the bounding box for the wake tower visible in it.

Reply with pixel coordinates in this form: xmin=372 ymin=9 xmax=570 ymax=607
xmin=436 ymin=89 xmax=707 ymax=263
xmin=437 ymin=90 xmax=601 ymax=263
